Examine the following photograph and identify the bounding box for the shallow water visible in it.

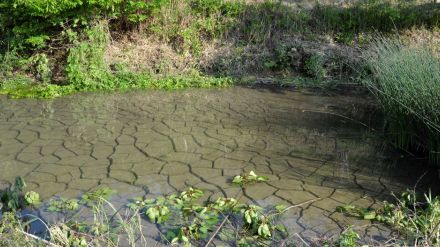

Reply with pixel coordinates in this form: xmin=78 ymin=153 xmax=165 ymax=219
xmin=0 ymin=87 xmax=436 ymax=242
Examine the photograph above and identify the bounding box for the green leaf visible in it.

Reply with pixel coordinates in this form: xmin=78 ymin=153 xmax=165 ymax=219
xmin=232 ymin=176 xmax=243 ymax=184
xmin=181 ymin=235 xmax=189 ymax=243
xmin=249 ymin=171 xmax=257 ymax=177
xmin=275 ymin=204 xmax=287 ymax=213
xmin=14 ymin=176 xmax=26 ymax=191
xmin=245 ymin=211 xmax=252 ymax=224
xmin=275 ymin=224 xmax=288 ymax=238
xmin=24 ymin=191 xmax=40 ymax=206
xmin=362 ymin=210 xmax=376 ymax=220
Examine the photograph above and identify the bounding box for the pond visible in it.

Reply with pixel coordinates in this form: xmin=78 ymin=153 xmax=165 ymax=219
xmin=0 ymin=87 xmax=436 ymax=242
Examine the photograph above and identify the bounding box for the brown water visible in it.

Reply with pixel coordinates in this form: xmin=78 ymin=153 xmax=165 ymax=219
xmin=0 ymin=87 xmax=435 ymax=242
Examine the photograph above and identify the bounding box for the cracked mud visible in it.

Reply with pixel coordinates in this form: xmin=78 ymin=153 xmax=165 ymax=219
xmin=0 ymin=87 xmax=435 ymax=241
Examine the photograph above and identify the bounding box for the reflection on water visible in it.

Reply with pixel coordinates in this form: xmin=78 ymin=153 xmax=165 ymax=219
xmin=0 ymin=87 xmax=437 ymax=239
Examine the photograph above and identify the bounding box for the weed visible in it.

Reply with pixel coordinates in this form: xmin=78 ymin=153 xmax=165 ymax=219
xmin=0 ymin=172 xmax=320 ymax=246
xmin=305 ymin=53 xmax=327 ymax=80
xmin=338 ymin=189 xmax=440 ymax=245
xmin=2 ymin=0 xmax=440 ymax=95
xmin=65 ymin=22 xmax=112 ymax=90
xmin=337 ymin=226 xmax=360 ymax=247
xmin=0 ymin=177 xmax=40 ymax=211
xmin=29 ymin=53 xmax=51 ymax=83
xmin=232 ymin=170 xmax=269 ymax=187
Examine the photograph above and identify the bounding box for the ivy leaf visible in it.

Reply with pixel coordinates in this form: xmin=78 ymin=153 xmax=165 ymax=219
xmin=256 ymin=176 xmax=268 ymax=182
xmin=171 ymin=237 xmax=179 ymax=245
xmin=181 ymin=235 xmax=189 ymax=243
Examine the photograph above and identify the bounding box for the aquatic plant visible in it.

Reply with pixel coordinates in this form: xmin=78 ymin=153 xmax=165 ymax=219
xmin=337 ymin=226 xmax=360 ymax=247
xmin=0 ymin=173 xmax=321 ymax=246
xmin=128 ymin=188 xmax=295 ymax=246
xmin=3 ymin=173 xmax=437 ymax=246
xmin=1 ymin=184 xmax=141 ymax=246
xmin=363 ymin=38 xmax=440 ymax=164
xmin=0 ymin=177 xmax=40 ymax=211
xmin=338 ymin=189 xmax=440 ymax=245
xmin=232 ymin=170 xmax=269 ymax=187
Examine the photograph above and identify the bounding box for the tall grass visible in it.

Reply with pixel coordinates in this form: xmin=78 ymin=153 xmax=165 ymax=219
xmin=363 ymin=38 xmax=440 ymax=164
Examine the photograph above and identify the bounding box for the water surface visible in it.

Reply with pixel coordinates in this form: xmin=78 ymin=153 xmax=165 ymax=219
xmin=0 ymin=87 xmax=435 ymax=241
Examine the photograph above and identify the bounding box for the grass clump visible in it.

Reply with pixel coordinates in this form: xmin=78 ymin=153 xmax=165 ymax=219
xmin=363 ymin=39 xmax=440 ymax=164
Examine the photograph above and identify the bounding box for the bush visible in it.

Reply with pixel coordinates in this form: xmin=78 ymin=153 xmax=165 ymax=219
xmin=65 ymin=22 xmax=112 ymax=90
xmin=305 ymin=53 xmax=326 ymax=80
xmin=0 ymin=0 xmax=168 ymax=53
xmin=364 ymin=38 xmax=440 ymax=164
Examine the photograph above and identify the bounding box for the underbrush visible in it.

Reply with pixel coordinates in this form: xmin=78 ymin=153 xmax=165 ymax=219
xmin=0 ymin=22 xmax=231 ymax=99
xmin=1 ymin=0 xmax=439 ymax=98
xmin=363 ymin=39 xmax=440 ymax=164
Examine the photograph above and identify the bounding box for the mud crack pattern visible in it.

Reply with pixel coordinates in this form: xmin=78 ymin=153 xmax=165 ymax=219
xmin=0 ymin=87 xmax=435 ymax=242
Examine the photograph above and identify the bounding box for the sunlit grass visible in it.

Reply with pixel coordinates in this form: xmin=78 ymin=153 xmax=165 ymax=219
xmin=363 ymin=38 xmax=440 ymax=164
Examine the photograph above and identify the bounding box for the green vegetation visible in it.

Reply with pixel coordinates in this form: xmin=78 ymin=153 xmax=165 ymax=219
xmin=0 ymin=173 xmax=317 ymax=246
xmin=363 ymin=39 xmax=440 ymax=164
xmin=1 ymin=173 xmax=439 ymax=246
xmin=0 ymin=177 xmax=40 ymax=211
xmin=1 ymin=0 xmax=440 ymax=98
xmin=1 ymin=0 xmax=440 ymax=245
xmin=231 ymin=170 xmax=269 ymax=187
xmin=339 ymin=189 xmax=440 ymax=245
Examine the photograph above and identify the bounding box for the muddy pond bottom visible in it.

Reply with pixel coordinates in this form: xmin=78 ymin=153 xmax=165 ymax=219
xmin=0 ymin=87 xmax=436 ymax=242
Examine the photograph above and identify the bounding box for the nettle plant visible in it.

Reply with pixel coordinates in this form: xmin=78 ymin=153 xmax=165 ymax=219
xmin=129 ymin=171 xmax=290 ymax=246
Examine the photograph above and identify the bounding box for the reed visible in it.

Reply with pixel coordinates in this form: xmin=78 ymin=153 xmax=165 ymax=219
xmin=363 ymin=38 xmax=440 ymax=164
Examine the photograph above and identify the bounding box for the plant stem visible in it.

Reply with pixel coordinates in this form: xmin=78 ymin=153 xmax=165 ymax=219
xmin=204 ymin=215 xmax=230 ymax=247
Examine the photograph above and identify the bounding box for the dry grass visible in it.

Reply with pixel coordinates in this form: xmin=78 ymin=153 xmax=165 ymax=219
xmin=105 ymin=35 xmax=196 ymax=74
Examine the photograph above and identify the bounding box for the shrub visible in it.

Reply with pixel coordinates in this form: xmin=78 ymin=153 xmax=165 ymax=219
xmin=65 ymin=22 xmax=112 ymax=90
xmin=305 ymin=53 xmax=327 ymax=80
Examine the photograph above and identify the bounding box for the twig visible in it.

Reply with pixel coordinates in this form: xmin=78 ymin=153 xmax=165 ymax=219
xmin=301 ymin=110 xmax=373 ymax=130
xmin=204 ymin=215 xmax=230 ymax=247
xmin=19 ymin=230 xmax=61 ymax=247
xmin=271 ymin=198 xmax=322 ymax=217
xmin=295 ymin=233 xmax=310 ymax=247
xmin=282 ymin=198 xmax=322 ymax=211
